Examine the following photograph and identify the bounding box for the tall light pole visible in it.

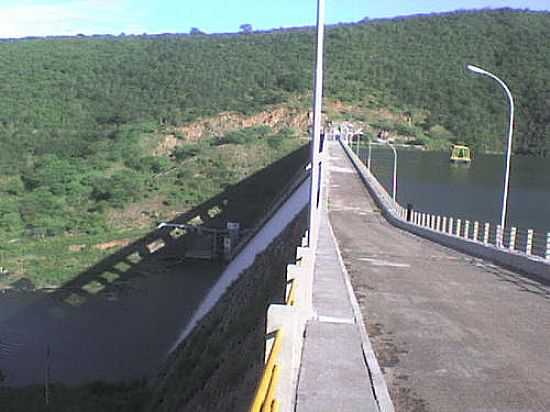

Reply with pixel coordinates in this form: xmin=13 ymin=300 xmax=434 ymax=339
xmin=367 ymin=138 xmax=372 ymax=169
xmin=308 ymin=0 xmax=325 ymax=248
xmin=466 ymin=64 xmax=514 ymax=246
xmin=387 ymin=142 xmax=397 ymax=202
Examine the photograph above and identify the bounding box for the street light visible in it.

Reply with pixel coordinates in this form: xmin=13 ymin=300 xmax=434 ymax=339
xmin=386 ymin=142 xmax=397 ymax=202
xmin=367 ymin=138 xmax=372 ymax=169
xmin=307 ymin=0 xmax=325 ymax=248
xmin=466 ymin=64 xmax=514 ymax=246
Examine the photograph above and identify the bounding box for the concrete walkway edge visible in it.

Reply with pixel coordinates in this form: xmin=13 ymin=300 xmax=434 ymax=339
xmin=326 ymin=219 xmax=395 ymax=412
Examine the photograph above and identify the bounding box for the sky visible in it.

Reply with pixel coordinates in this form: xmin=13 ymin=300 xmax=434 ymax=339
xmin=0 ymin=0 xmax=548 ymax=38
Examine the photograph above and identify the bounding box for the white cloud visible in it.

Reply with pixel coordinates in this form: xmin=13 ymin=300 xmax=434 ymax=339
xmin=0 ymin=0 xmax=144 ymax=38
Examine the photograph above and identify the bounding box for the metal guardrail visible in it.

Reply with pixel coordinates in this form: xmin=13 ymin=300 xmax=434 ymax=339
xmin=249 ymin=233 xmax=312 ymax=412
xmin=250 ymin=329 xmax=283 ymax=412
xmin=407 ymin=210 xmax=550 ymax=259
xmin=286 ymin=279 xmax=297 ymax=306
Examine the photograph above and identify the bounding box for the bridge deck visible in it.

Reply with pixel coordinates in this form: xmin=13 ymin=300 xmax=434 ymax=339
xmin=295 ymin=209 xmax=378 ymax=412
xmin=328 ymin=142 xmax=550 ymax=411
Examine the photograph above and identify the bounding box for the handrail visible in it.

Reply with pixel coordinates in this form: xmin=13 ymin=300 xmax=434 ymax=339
xmin=263 ymin=365 xmax=280 ymax=412
xmin=346 ymin=138 xmax=550 ymax=260
xmin=250 ymin=329 xmax=284 ymax=412
xmin=250 ymin=230 xmax=310 ymax=410
xmin=286 ymin=279 xmax=297 ymax=306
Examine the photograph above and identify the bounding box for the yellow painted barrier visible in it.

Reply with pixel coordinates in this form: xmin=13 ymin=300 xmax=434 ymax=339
xmin=286 ymin=279 xmax=297 ymax=306
xmin=261 ymin=364 xmax=280 ymax=412
xmin=250 ymin=329 xmax=284 ymax=412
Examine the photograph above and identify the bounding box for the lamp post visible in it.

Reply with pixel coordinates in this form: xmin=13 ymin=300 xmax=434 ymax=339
xmin=387 ymin=142 xmax=397 ymax=202
xmin=466 ymin=64 xmax=514 ymax=247
xmin=308 ymin=0 xmax=325 ymax=248
xmin=367 ymin=138 xmax=372 ymax=169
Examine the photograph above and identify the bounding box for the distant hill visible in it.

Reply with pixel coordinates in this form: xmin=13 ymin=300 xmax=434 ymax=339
xmin=1 ymin=8 xmax=549 ymax=167
xmin=324 ymin=8 xmax=550 ymax=155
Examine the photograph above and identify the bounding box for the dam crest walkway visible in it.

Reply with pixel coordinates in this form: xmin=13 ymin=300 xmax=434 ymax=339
xmin=294 ymin=142 xmax=550 ymax=411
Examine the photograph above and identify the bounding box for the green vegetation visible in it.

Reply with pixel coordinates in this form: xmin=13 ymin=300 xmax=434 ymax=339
xmin=1 ymin=8 xmax=550 ymax=286
xmin=324 ymin=9 xmax=550 ymax=155
xmin=0 ymin=123 xmax=303 ymax=288
xmin=2 ymin=7 xmax=550 ymax=411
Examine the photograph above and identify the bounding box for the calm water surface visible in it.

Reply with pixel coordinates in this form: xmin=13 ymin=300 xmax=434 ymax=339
xmin=360 ymin=147 xmax=550 ymax=236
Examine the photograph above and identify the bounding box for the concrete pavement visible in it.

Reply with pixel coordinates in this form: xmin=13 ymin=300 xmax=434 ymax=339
xmin=328 ymin=142 xmax=550 ymax=412
xmin=295 ymin=202 xmax=379 ymax=411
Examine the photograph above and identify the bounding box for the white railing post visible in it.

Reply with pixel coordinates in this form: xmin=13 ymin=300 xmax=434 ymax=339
xmin=464 ymin=220 xmax=470 ymax=239
xmin=473 ymin=221 xmax=479 ymax=242
xmin=509 ymin=227 xmax=517 ymax=251
xmin=546 ymin=233 xmax=550 ymax=260
xmin=484 ymin=223 xmax=490 ymax=244
xmin=456 ymin=219 xmax=462 ymax=237
xmin=526 ymin=229 xmax=533 ymax=255
xmin=448 ymin=218 xmax=454 ymax=235
xmin=430 ymin=215 xmax=434 ymax=230
xmin=442 ymin=216 xmax=447 ymax=233
xmin=436 ymin=216 xmax=441 ymax=232
xmin=496 ymin=225 xmax=503 ymax=247
xmin=421 ymin=213 xmax=425 ymax=227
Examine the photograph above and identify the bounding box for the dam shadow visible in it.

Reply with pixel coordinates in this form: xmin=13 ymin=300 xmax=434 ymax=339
xmin=0 ymin=145 xmax=308 ymax=394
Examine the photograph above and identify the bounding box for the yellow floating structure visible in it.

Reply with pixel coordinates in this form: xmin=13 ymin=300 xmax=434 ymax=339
xmin=450 ymin=144 xmax=472 ymax=163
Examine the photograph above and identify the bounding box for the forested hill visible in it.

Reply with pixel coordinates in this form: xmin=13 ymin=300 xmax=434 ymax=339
xmin=1 ymin=8 xmax=550 ymax=167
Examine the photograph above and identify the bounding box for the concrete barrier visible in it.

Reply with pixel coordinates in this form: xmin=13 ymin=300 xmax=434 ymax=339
xmin=252 ymin=233 xmax=314 ymax=411
xmin=341 ymin=140 xmax=550 ymax=283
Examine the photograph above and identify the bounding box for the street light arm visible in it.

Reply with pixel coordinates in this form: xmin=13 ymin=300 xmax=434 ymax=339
xmin=467 ymin=65 xmax=514 ymax=111
xmin=466 ymin=63 xmax=515 ymax=237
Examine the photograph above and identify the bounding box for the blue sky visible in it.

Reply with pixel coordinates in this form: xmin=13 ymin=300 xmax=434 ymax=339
xmin=0 ymin=0 xmax=548 ymax=38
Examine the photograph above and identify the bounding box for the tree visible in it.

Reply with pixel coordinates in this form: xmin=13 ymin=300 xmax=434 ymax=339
xmin=240 ymin=24 xmax=253 ymax=34
xmin=190 ymin=27 xmax=204 ymax=35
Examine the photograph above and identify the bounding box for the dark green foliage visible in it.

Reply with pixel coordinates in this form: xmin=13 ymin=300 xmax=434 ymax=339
xmin=323 ymin=10 xmax=550 ymax=155
xmin=221 ymin=126 xmax=272 ymax=145
xmin=267 ymin=127 xmax=296 ymax=149
xmin=126 ymin=156 xmax=171 ymax=174
xmin=1 ymin=9 xmax=549 ymax=163
xmin=90 ymin=170 xmax=145 ymax=207
xmin=0 ymin=7 xmax=549 ymax=284
xmin=173 ymin=143 xmax=204 ymax=161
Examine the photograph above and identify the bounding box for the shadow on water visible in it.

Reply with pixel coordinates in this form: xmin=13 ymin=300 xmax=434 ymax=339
xmin=0 ymin=145 xmax=308 ymax=394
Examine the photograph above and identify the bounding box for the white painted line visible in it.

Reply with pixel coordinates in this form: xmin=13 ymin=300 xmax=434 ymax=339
xmin=359 ymin=258 xmax=411 ymax=268
xmin=317 ymin=315 xmax=355 ymax=325
xmin=329 ymin=166 xmax=354 ymax=174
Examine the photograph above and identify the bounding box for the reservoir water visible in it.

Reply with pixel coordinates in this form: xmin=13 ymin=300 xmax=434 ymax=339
xmin=359 ymin=147 xmax=550 ymax=249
